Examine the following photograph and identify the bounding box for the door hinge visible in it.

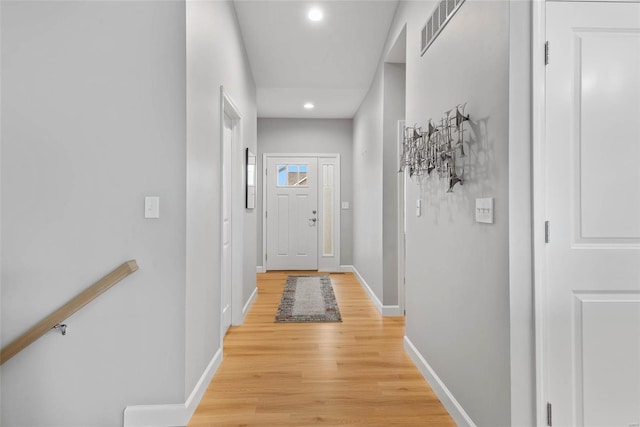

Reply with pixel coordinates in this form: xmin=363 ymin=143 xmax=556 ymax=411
xmin=265 ymin=253 xmax=267 ymax=261
xmin=265 ymin=168 xmax=268 ymax=175
xmin=545 ymin=221 xmax=550 ymax=244
xmin=265 ymin=211 xmax=268 ymax=218
xmin=545 ymin=41 xmax=550 ymax=65
xmin=546 ymin=402 xmax=552 ymax=426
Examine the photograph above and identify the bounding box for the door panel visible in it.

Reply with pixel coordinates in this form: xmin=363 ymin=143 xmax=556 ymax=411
xmin=294 ymin=194 xmax=312 ymax=255
xmin=578 ymin=294 xmax=640 ymax=426
xmin=577 ymin=29 xmax=640 ymax=241
xmin=266 ymin=157 xmax=318 ymax=270
xmin=221 ymin=114 xmax=233 ymax=333
xmin=276 ymin=195 xmax=290 ymax=255
xmin=545 ymin=3 xmax=640 ymax=426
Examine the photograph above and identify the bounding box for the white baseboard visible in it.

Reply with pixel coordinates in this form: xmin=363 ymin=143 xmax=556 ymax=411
xmin=256 ymin=266 xmax=266 ymax=273
xmin=123 ymin=348 xmax=222 ymax=427
xmin=240 ymin=286 xmax=258 ymax=323
xmin=382 ymin=305 xmax=403 ymax=316
xmin=348 ymin=265 xmax=401 ymax=317
xmin=403 ymin=336 xmax=476 ymax=427
xmin=351 ymin=265 xmax=383 ymax=314
xmin=339 ymin=265 xmax=355 ymax=273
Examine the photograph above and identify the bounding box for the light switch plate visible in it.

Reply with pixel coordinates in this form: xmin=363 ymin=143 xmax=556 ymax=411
xmin=475 ymin=198 xmax=493 ymax=223
xmin=341 ymin=201 xmax=349 ymax=210
xmin=416 ymin=199 xmax=422 ymax=217
xmin=145 ymin=196 xmax=160 ymax=219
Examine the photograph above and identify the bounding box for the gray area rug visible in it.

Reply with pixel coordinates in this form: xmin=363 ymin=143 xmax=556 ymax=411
xmin=275 ymin=275 xmax=342 ymax=323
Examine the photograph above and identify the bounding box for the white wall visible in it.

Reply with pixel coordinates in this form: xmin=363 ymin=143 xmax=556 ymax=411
xmin=185 ymin=0 xmax=257 ymax=397
xmin=0 ymin=1 xmax=258 ymax=424
xmin=352 ymin=0 xmax=535 ymax=425
xmin=353 ymin=73 xmax=384 ymax=300
xmin=1 ymin=1 xmax=187 ymax=425
xmin=256 ymin=118 xmax=353 ymax=266
xmin=382 ymin=63 xmax=406 ymax=305
xmin=352 ymin=56 xmax=406 ymax=309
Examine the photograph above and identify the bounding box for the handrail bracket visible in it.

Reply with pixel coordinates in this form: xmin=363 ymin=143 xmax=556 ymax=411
xmin=52 ymin=324 xmax=68 ymax=336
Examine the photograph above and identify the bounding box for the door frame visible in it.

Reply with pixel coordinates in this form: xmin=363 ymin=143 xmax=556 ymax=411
xmin=262 ymin=153 xmax=341 ymax=272
xmin=532 ymin=3 xmax=640 ymax=424
xmin=532 ymin=1 xmax=548 ymax=424
xmin=219 ymin=87 xmax=244 ymax=334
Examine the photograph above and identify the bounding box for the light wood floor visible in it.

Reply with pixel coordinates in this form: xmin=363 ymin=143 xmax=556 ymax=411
xmin=189 ymin=271 xmax=455 ymax=426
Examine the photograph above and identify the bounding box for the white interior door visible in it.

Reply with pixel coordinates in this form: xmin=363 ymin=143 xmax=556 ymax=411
xmin=266 ymin=157 xmax=318 ymax=270
xmin=545 ymin=3 xmax=640 ymax=426
xmin=221 ymin=113 xmax=233 ymax=333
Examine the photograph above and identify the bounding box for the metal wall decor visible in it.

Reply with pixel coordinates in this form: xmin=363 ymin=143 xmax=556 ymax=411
xmin=399 ymin=104 xmax=469 ymax=193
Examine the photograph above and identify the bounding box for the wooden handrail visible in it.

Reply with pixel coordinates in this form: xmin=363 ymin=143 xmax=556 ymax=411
xmin=0 ymin=260 xmax=139 ymax=365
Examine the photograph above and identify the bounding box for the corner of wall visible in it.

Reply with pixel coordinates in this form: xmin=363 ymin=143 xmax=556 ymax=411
xmin=348 ymin=265 xmax=402 ymax=317
xmin=124 ymin=349 xmax=222 ymax=427
xmin=185 ymin=0 xmax=258 ymax=409
xmin=508 ymin=0 xmax=535 ymax=425
xmin=403 ymin=336 xmax=477 ymax=427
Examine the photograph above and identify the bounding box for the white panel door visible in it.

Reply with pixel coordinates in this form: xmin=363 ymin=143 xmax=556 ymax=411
xmin=221 ymin=114 xmax=233 ymax=333
xmin=545 ymin=3 xmax=640 ymax=426
xmin=266 ymin=157 xmax=318 ymax=270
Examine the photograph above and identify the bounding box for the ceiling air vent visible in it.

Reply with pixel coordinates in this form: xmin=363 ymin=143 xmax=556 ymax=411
xmin=420 ymin=0 xmax=466 ymax=56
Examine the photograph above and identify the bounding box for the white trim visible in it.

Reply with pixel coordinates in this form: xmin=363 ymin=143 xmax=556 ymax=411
xmin=241 ymin=286 xmax=258 ymax=323
xmin=261 ymin=154 xmax=267 ymax=269
xmin=348 ymin=265 xmax=402 ymax=317
xmin=351 ymin=265 xmax=383 ymax=313
xmin=220 ymin=87 xmax=245 ymax=329
xmin=123 ymin=349 xmax=222 ymax=427
xmin=532 ymin=2 xmax=547 ymax=426
xmin=256 ymin=266 xmax=266 ymax=274
xmin=508 ymin=1 xmax=535 ymax=425
xmin=339 ymin=265 xmax=355 ymax=273
xmin=0 ymin=0 xmax=3 ymax=409
xmin=403 ymin=336 xmax=476 ymax=427
xmin=381 ymin=305 xmax=403 ymax=317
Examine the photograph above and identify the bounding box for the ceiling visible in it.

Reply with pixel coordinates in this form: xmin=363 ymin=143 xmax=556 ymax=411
xmin=233 ymin=0 xmax=399 ymax=119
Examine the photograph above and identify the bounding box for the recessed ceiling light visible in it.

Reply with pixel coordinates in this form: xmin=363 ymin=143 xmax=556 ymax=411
xmin=308 ymin=8 xmax=323 ymax=22
xmin=304 ymin=102 xmax=315 ymax=109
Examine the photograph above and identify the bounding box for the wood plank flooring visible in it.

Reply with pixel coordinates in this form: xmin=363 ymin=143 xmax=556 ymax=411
xmin=188 ymin=271 xmax=455 ymax=426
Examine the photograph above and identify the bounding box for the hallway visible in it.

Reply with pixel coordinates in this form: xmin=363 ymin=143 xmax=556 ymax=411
xmin=189 ymin=272 xmax=454 ymax=426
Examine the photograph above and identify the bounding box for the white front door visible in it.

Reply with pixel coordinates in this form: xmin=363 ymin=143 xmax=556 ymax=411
xmin=545 ymin=3 xmax=640 ymax=425
xmin=221 ymin=113 xmax=233 ymax=333
xmin=266 ymin=157 xmax=318 ymax=270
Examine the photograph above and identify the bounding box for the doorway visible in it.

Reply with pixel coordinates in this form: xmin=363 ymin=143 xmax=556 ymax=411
xmin=385 ymin=24 xmax=407 ymax=315
xmin=263 ymin=154 xmax=341 ymax=272
xmin=535 ymin=3 xmax=640 ymax=425
xmin=220 ymin=87 xmax=244 ymax=333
